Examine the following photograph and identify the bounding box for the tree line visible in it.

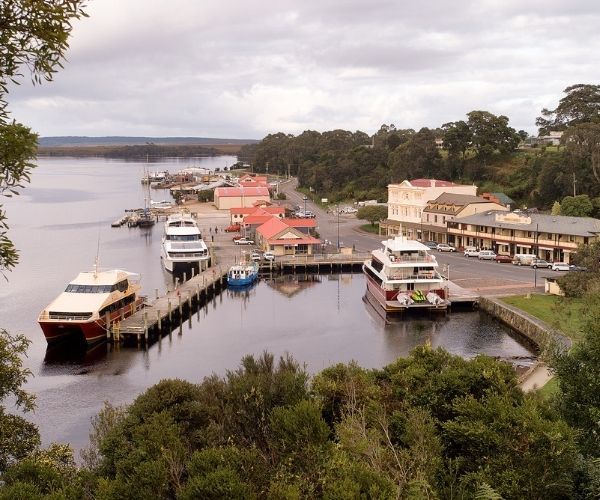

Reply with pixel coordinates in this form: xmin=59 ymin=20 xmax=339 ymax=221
xmin=2 ymin=338 xmax=600 ymax=498
xmin=240 ymin=84 xmax=600 ymax=216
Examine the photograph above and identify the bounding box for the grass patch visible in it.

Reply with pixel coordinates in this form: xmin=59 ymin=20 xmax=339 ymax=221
xmin=359 ymin=223 xmax=380 ymax=234
xmin=500 ymin=294 xmax=587 ymax=342
xmin=537 ymin=376 xmax=559 ymax=399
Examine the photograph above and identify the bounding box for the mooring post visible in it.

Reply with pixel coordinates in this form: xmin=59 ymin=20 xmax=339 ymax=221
xmin=105 ymin=312 xmax=111 ymax=340
xmin=191 ymin=267 xmax=195 ymax=279
xmin=168 ymin=299 xmax=172 ymax=322
xmin=183 ymin=272 xmax=187 ymax=283
xmin=155 ymin=288 xmax=159 ymax=300
xmin=143 ymin=311 xmax=148 ymax=342
xmin=175 ymin=277 xmax=179 ymax=289
xmin=196 ymin=283 xmax=200 ymax=303
xmin=188 ymin=294 xmax=192 ymax=327
xmin=157 ymin=309 xmax=161 ymax=331
xmin=178 ymin=294 xmax=182 ymax=317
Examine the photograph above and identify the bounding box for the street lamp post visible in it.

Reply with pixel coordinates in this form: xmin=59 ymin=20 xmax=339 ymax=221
xmin=337 ymin=205 xmax=340 ymax=251
xmin=534 ymin=222 xmax=539 ymax=289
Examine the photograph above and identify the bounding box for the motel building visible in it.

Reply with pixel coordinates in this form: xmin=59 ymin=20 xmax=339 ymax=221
xmin=447 ymin=210 xmax=600 ymax=263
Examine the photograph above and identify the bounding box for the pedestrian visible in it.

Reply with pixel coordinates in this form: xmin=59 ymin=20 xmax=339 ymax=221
xmin=211 ymin=235 xmax=214 ymax=242
xmin=215 ymin=227 xmax=218 ymax=234
xmin=209 ymin=227 xmax=212 ymax=234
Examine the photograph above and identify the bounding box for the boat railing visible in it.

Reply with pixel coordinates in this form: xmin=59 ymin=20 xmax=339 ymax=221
xmin=169 ymin=241 xmax=206 ymax=250
xmin=387 ymin=254 xmax=435 ymax=263
xmin=167 ymin=252 xmax=209 ymax=259
xmin=388 ymin=272 xmax=442 ymax=281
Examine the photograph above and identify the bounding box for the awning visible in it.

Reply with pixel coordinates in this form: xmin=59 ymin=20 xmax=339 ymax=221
xmin=517 ymin=244 xmax=531 ymax=248
xmin=539 ymin=247 xmax=554 ymax=251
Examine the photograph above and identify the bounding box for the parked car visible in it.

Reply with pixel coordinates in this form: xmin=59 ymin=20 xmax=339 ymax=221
xmin=424 ymin=241 xmax=438 ymax=249
xmin=251 ymin=251 xmax=262 ymax=262
xmin=495 ymin=254 xmax=513 ymax=263
xmin=551 ymin=262 xmax=570 ymax=271
xmin=512 ymin=254 xmax=536 ymax=266
xmin=225 ymin=224 xmax=241 ymax=232
xmin=463 ymin=246 xmax=479 ymax=257
xmin=478 ymin=250 xmax=497 ymax=260
xmin=436 ymin=243 xmax=456 ymax=252
xmin=264 ymin=251 xmax=275 ymax=261
xmin=569 ymin=264 xmax=588 ymax=272
xmin=530 ymin=258 xmax=551 ymax=269
xmin=234 ymin=237 xmax=254 ymax=245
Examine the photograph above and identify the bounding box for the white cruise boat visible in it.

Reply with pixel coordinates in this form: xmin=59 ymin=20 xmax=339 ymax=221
xmin=160 ymin=212 xmax=210 ymax=273
xmin=362 ymin=236 xmax=449 ymax=313
xmin=38 ymin=266 xmax=144 ymax=344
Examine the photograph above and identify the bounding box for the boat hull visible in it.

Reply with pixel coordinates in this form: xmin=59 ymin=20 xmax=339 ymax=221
xmin=39 ymin=297 xmax=144 ymax=345
xmin=160 ymin=246 xmax=210 ymax=274
xmin=227 ymin=275 xmax=257 ymax=287
xmin=364 ymin=271 xmax=448 ymax=313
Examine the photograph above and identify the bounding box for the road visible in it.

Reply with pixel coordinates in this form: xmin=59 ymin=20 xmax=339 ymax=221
xmin=279 ymin=179 xmax=565 ymax=295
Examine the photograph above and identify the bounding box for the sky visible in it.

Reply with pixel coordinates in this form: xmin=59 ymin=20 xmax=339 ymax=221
xmin=7 ymin=0 xmax=600 ymax=139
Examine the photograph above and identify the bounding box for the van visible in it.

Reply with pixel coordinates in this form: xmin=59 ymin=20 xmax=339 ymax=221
xmin=478 ymin=250 xmax=496 ymax=260
xmin=512 ymin=254 xmax=536 ymax=266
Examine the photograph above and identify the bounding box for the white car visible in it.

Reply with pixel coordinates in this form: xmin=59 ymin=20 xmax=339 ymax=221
xmin=436 ymin=243 xmax=456 ymax=252
xmin=551 ymin=262 xmax=570 ymax=271
xmin=463 ymin=246 xmax=479 ymax=257
xmin=263 ymin=251 xmax=275 ymax=261
xmin=478 ymin=250 xmax=497 ymax=260
xmin=234 ymin=237 xmax=254 ymax=245
xmin=251 ymin=251 xmax=262 ymax=262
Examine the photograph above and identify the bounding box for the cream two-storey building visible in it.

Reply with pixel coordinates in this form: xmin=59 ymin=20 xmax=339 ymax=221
xmin=381 ymin=179 xmax=477 ymax=240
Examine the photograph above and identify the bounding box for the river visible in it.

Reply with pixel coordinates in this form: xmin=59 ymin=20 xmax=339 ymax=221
xmin=0 ymin=156 xmax=535 ymax=452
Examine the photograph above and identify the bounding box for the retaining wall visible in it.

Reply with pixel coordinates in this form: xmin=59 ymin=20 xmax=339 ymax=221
xmin=479 ymin=297 xmax=571 ymax=351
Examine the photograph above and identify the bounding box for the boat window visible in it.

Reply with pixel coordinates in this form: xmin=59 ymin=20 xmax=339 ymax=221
xmin=117 ymin=280 xmax=128 ymax=292
xmin=371 ymin=259 xmax=384 ymax=272
xmin=65 ymin=284 xmax=114 ymax=293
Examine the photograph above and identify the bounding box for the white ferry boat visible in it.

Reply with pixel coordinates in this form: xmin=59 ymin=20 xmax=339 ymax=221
xmin=362 ymin=236 xmax=449 ymax=313
xmin=161 ymin=212 xmax=210 ymax=273
xmin=38 ymin=267 xmax=144 ymax=344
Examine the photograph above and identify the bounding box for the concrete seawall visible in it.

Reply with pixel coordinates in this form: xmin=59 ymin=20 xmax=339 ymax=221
xmin=478 ymin=297 xmax=572 ymax=390
xmin=479 ymin=297 xmax=572 ymax=351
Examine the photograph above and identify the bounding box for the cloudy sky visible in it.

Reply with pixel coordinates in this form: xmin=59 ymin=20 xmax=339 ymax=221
xmin=7 ymin=0 xmax=600 ymax=139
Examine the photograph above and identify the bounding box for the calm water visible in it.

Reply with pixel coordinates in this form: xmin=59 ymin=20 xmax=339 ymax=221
xmin=0 ymin=157 xmax=535 ymax=451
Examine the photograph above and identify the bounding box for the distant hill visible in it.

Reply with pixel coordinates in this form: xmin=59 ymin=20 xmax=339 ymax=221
xmin=38 ymin=136 xmax=258 ymax=147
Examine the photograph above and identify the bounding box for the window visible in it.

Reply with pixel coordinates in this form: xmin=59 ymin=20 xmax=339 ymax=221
xmin=434 ymin=215 xmax=438 ymax=223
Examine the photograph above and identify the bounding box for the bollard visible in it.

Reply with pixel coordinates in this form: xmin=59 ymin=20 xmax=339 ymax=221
xmin=175 ymin=277 xmax=179 ymax=289
xmin=183 ymin=272 xmax=187 ymax=283
xmin=191 ymin=267 xmax=195 ymax=279
xmin=155 ymin=288 xmax=159 ymax=300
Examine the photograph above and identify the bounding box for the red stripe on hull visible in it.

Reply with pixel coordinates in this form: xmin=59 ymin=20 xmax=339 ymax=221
xmin=39 ymin=297 xmax=144 ymax=344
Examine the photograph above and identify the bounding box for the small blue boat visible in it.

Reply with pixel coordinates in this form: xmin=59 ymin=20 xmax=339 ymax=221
xmin=227 ymin=262 xmax=259 ymax=287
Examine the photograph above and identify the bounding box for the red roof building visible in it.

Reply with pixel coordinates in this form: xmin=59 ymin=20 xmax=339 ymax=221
xmin=255 ymin=217 xmax=320 ymax=256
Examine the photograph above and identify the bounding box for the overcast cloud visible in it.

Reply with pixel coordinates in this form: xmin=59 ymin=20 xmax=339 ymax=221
xmin=6 ymin=0 xmax=600 ymax=139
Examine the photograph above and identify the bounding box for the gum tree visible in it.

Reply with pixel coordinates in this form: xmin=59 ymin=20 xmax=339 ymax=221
xmin=0 ymin=0 xmax=87 ymax=471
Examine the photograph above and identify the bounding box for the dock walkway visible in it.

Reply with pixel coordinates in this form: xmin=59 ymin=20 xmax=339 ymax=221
xmin=115 ymin=266 xmax=227 ymax=342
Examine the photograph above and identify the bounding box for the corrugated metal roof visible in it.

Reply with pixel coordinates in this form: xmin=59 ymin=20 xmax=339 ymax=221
xmin=215 ymin=187 xmax=269 ymax=197
xmin=453 ymin=210 xmax=600 ymax=236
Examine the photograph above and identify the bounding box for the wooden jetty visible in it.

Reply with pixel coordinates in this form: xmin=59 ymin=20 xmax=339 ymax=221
xmin=112 ymin=266 xmax=227 ymax=344
xmin=261 ymin=252 xmax=369 ymax=273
